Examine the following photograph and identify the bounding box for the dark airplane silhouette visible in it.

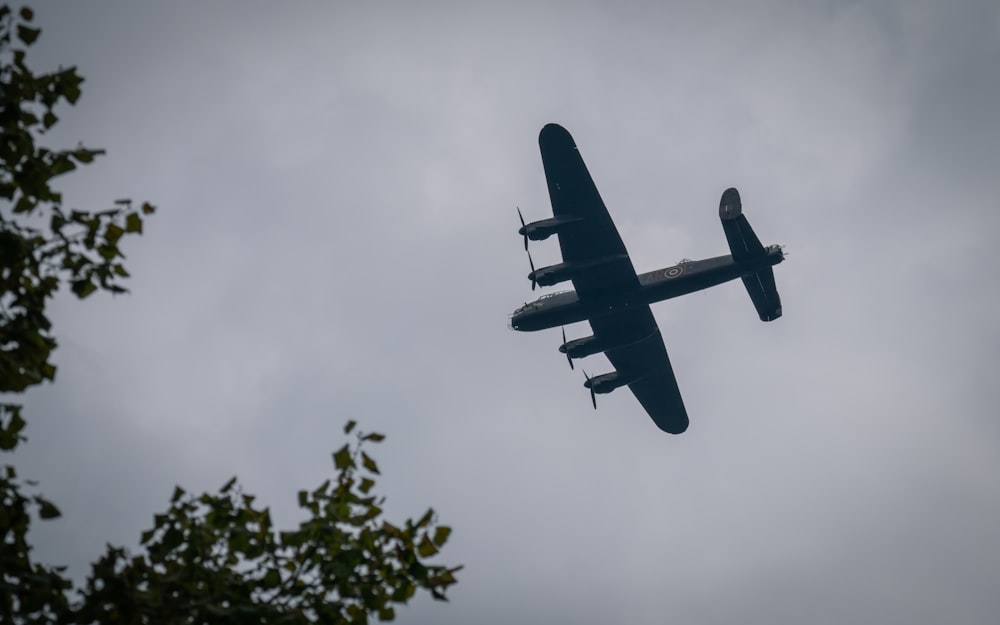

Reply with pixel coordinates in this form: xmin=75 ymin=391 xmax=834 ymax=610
xmin=509 ymin=124 xmax=784 ymax=434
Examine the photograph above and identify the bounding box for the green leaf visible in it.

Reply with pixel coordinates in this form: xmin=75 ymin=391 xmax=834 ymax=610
xmin=20 ymin=7 xmax=34 ymax=20
xmin=63 ymin=80 xmax=82 ymax=104
xmin=333 ymin=444 xmax=352 ymax=470
xmin=40 ymin=363 xmax=56 ymax=381
xmin=170 ymin=486 xmax=185 ymax=502
xmin=262 ymin=568 xmax=281 ymax=590
xmin=98 ymin=243 xmax=117 ymax=260
xmin=17 ymin=25 xmax=40 ymax=45
xmin=71 ymin=279 xmax=96 ymax=298
xmin=361 ymin=451 xmax=380 ymax=475
xmin=141 ymin=202 xmax=156 ymax=214
xmin=416 ymin=508 xmax=434 ymax=528
xmin=0 ymin=406 xmax=28 ymax=451
xmin=281 ymin=530 xmax=305 ymax=548
xmin=21 ymin=111 xmax=40 ymax=127
xmin=162 ymin=527 xmax=183 ymax=551
xmin=417 ymin=537 xmax=438 ymax=558
xmin=359 ymin=478 xmax=375 ymax=494
xmin=125 ymin=212 xmax=142 ymax=233
xmin=50 ymin=210 xmax=67 ymax=232
xmin=72 ymin=147 xmax=104 ymax=163
xmin=297 ymin=490 xmax=308 ymax=507
xmin=382 ymin=521 xmax=400 ymax=537
xmin=105 ymin=223 xmax=125 ymax=245
xmin=391 ymin=583 xmax=414 ymax=602
xmin=14 ymin=195 xmax=35 ymax=213
xmin=50 ymin=155 xmax=76 ymax=176
xmin=37 ymin=499 xmax=61 ymax=519
xmin=344 ymin=420 xmax=357 ymax=434
xmin=363 ymin=432 xmax=386 ymax=442
xmin=312 ymin=479 xmax=330 ymax=498
xmin=432 ymin=526 xmax=452 ymax=546
xmin=221 ymin=476 xmax=237 ymax=493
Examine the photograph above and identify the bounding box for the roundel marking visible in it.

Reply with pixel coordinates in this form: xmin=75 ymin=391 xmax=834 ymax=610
xmin=664 ymin=266 xmax=684 ymax=279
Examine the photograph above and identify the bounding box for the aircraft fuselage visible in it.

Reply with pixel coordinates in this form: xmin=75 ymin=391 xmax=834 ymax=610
xmin=510 ymin=245 xmax=784 ymax=332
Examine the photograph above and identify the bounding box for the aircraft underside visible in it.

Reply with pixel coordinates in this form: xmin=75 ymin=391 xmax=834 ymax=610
xmin=508 ymin=123 xmax=785 ymax=433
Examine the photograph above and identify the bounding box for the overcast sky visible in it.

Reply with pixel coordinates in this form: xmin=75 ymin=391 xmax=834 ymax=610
xmin=11 ymin=1 xmax=1000 ymax=623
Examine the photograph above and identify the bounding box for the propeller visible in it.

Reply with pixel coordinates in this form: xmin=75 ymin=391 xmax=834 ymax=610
xmin=520 ymin=207 xmax=537 ymax=289
xmin=527 ymin=249 xmax=537 ymax=291
xmin=561 ymin=327 xmax=574 ymax=370
xmin=582 ymin=370 xmax=597 ymax=410
xmin=517 ymin=206 xmax=529 ymax=250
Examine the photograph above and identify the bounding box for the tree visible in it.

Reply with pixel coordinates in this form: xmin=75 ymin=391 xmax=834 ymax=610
xmin=0 ymin=5 xmax=152 ymax=396
xmin=3 ymin=417 xmax=461 ymax=624
xmin=0 ymin=6 xmax=459 ymax=622
xmin=73 ymin=421 xmax=460 ymax=624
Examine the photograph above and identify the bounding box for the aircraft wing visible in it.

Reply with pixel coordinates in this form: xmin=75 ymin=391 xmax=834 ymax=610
xmin=538 ymin=124 xmax=640 ymax=298
xmin=589 ymin=307 xmax=689 ymax=434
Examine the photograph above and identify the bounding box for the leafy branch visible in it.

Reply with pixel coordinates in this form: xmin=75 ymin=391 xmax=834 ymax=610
xmin=73 ymin=422 xmax=461 ymax=624
xmin=0 ymin=5 xmax=154 ymax=394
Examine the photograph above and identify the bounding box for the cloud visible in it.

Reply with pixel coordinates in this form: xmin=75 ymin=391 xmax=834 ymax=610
xmin=11 ymin=1 xmax=1000 ymax=623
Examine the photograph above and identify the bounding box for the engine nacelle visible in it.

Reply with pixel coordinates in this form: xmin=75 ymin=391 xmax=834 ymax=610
xmin=528 ymin=262 xmax=575 ymax=288
xmin=519 ymin=216 xmax=583 ymax=242
xmin=559 ymin=329 xmax=655 ymax=360
xmin=528 ymin=253 xmax=630 ymax=288
xmin=559 ymin=335 xmax=605 ymax=359
xmin=583 ymin=371 xmax=635 ymax=395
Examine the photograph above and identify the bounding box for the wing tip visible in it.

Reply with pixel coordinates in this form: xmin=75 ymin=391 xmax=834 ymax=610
xmin=656 ymin=417 xmax=689 ymax=435
xmin=539 ymin=123 xmax=575 ymax=149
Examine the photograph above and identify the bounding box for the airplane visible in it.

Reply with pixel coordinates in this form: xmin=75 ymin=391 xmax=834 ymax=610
xmin=509 ymin=123 xmax=785 ymax=434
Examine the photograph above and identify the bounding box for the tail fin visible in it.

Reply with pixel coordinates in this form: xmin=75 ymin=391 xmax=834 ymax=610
xmin=719 ymin=188 xmax=783 ymax=322
xmin=719 ymin=187 xmax=764 ymax=262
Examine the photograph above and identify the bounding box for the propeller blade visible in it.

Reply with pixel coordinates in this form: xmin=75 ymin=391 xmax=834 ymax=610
xmin=583 ymin=370 xmax=596 ymax=409
xmin=527 ymin=249 xmax=537 ymax=290
xmin=517 ymin=207 xmax=528 ymax=250
xmin=562 ymin=327 xmax=574 ymax=370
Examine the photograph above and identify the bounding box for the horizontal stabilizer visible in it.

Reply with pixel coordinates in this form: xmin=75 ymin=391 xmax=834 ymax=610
xmin=742 ymin=268 xmax=782 ymax=321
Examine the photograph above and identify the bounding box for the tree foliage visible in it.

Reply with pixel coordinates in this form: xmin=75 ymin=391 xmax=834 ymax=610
xmin=0 ymin=4 xmax=153 ymax=394
xmin=0 ymin=405 xmax=73 ymax=624
xmin=2 ymin=413 xmax=461 ymax=624
xmin=76 ymin=421 xmax=459 ymax=624
xmin=1 ymin=6 xmax=459 ymax=622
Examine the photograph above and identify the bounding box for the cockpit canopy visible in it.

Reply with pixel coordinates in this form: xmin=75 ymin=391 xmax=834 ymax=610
xmin=537 ymin=290 xmax=569 ymax=300
xmin=514 ymin=290 xmax=571 ymax=314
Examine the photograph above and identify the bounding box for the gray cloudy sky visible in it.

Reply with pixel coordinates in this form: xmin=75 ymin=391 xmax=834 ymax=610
xmin=11 ymin=1 xmax=1000 ymax=623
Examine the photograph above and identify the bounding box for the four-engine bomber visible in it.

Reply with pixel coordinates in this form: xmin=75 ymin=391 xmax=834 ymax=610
xmin=509 ymin=124 xmax=785 ymax=434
